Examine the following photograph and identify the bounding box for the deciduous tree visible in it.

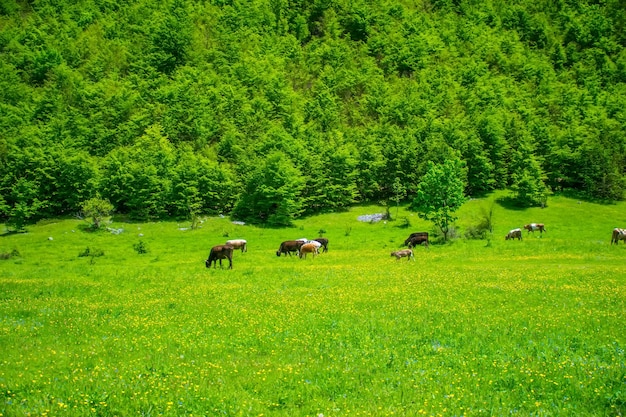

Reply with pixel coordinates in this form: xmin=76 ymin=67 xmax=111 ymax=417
xmin=232 ymin=151 xmax=304 ymax=227
xmin=411 ymin=158 xmax=467 ymax=241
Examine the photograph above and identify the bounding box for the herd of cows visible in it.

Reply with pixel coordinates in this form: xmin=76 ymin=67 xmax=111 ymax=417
xmin=504 ymin=223 xmax=547 ymax=240
xmin=205 ymin=237 xmax=329 ymax=269
xmin=204 ymin=221 xmax=626 ymax=269
xmin=204 ymin=224 xmax=551 ymax=269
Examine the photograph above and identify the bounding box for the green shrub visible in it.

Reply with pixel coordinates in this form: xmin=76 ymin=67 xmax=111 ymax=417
xmin=0 ymin=249 xmax=20 ymax=260
xmin=78 ymin=247 xmax=104 ymax=258
xmin=133 ymin=240 xmax=149 ymax=254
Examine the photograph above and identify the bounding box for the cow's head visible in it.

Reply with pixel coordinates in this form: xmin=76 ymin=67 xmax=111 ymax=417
xmin=205 ymin=258 xmax=211 ymax=268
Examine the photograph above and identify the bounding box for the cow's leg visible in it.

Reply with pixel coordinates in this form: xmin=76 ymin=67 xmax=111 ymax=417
xmin=228 ymin=257 xmax=232 ymax=269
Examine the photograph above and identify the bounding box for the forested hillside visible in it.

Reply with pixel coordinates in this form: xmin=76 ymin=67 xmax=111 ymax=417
xmin=1 ymin=0 xmax=625 ymax=228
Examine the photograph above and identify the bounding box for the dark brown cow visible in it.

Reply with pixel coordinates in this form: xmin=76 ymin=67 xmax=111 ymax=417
xmin=314 ymin=237 xmax=329 ymax=253
xmin=206 ymin=245 xmax=234 ymax=269
xmin=404 ymin=232 xmax=429 ymax=248
xmin=276 ymin=240 xmax=305 ymax=257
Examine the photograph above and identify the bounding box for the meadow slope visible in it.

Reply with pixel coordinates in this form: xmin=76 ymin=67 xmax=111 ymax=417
xmin=0 ymin=194 xmax=625 ymax=416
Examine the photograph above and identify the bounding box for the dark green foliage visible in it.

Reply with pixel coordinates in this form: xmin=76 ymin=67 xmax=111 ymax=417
xmin=78 ymin=247 xmax=104 ymax=258
xmin=133 ymin=240 xmax=149 ymax=255
xmin=0 ymin=249 xmax=20 ymax=260
xmin=231 ymin=151 xmax=304 ymax=227
xmin=0 ymin=0 xmax=625 ymax=226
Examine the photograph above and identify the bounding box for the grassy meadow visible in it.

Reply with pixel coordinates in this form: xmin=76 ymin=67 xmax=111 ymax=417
xmin=1 ymin=193 xmax=625 ymax=416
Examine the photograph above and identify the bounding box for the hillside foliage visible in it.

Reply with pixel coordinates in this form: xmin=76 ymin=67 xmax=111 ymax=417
xmin=1 ymin=0 xmax=626 ymax=227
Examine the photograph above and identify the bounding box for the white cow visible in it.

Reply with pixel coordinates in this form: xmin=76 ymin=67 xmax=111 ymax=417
xmin=225 ymin=239 xmax=247 ymax=252
xmin=611 ymin=228 xmax=626 ymax=245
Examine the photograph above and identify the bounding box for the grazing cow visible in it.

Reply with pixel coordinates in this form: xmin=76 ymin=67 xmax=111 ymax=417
xmin=404 ymin=232 xmax=429 ymax=248
xmin=611 ymin=228 xmax=626 ymax=245
xmin=276 ymin=240 xmax=305 ymax=257
xmin=505 ymin=228 xmax=522 ymax=241
xmin=226 ymin=239 xmax=247 ymax=253
xmin=391 ymin=249 xmax=414 ymax=261
xmin=305 ymin=240 xmax=322 ymax=250
xmin=314 ymin=237 xmax=329 ymax=253
xmin=205 ymin=244 xmax=234 ymax=269
xmin=299 ymin=242 xmax=319 ymax=259
xmin=524 ymin=223 xmax=546 ymax=235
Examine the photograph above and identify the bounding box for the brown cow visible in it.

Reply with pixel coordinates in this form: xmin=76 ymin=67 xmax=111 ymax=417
xmin=611 ymin=228 xmax=626 ymax=245
xmin=276 ymin=240 xmax=305 ymax=257
xmin=524 ymin=223 xmax=546 ymax=235
xmin=205 ymin=244 xmax=234 ymax=269
xmin=405 ymin=232 xmax=429 ymax=248
xmin=505 ymin=228 xmax=522 ymax=240
xmin=299 ymin=242 xmax=319 ymax=259
xmin=391 ymin=249 xmax=414 ymax=261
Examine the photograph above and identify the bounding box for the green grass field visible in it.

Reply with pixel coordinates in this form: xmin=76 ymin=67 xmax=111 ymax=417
xmin=1 ymin=194 xmax=625 ymax=416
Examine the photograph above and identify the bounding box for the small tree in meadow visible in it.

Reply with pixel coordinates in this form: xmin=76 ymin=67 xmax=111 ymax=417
xmin=411 ymin=159 xmax=467 ymax=242
xmin=81 ymin=197 xmax=114 ymax=230
xmin=391 ymin=177 xmax=407 ymax=220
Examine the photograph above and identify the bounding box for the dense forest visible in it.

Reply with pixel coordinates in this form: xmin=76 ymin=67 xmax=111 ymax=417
xmin=1 ymin=0 xmax=625 ymax=228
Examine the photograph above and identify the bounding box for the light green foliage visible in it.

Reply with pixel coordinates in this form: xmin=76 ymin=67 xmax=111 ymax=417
xmin=1 ymin=195 xmax=625 ymax=415
xmin=412 ymin=158 xmax=467 ymax=241
xmin=80 ymin=197 xmax=113 ymax=229
xmin=391 ymin=176 xmax=406 ymax=219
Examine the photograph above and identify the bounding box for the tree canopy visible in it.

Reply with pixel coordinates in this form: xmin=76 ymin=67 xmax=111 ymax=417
xmin=411 ymin=158 xmax=467 ymax=241
xmin=1 ymin=0 xmax=625 ymax=226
